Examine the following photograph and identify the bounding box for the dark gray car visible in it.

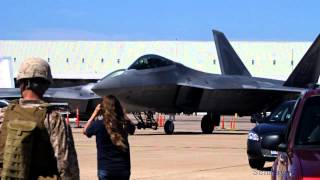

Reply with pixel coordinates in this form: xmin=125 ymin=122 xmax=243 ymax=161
xmin=247 ymin=100 xmax=296 ymax=169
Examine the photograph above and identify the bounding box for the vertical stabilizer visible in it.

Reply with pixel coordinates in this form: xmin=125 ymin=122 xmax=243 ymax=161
xmin=284 ymin=35 xmax=320 ymax=88
xmin=0 ymin=57 xmax=14 ymax=88
xmin=212 ymin=30 xmax=251 ymax=77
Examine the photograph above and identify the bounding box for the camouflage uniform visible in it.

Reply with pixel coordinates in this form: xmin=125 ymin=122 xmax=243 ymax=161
xmin=0 ymin=57 xmax=80 ymax=179
xmin=0 ymin=99 xmax=80 ymax=179
xmin=0 ymin=107 xmax=5 ymax=130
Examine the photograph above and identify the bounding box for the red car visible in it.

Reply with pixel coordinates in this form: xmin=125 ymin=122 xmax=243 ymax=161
xmin=262 ymin=87 xmax=320 ymax=179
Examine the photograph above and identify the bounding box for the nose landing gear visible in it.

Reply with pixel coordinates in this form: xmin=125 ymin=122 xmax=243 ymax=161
xmin=132 ymin=112 xmax=176 ymax=135
xmin=133 ymin=111 xmax=158 ymax=131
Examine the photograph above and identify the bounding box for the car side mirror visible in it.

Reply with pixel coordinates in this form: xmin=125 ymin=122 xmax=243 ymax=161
xmin=261 ymin=134 xmax=284 ymax=151
xmin=277 ymin=143 xmax=287 ymax=152
xmin=250 ymin=114 xmax=264 ymax=123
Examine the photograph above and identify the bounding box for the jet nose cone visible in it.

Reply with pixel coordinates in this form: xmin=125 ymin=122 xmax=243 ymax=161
xmin=91 ymin=78 xmax=121 ymax=97
xmin=92 ymin=69 xmax=127 ymax=96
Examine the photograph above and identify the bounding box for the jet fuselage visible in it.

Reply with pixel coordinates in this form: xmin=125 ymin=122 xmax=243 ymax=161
xmin=93 ymin=63 xmax=301 ymax=114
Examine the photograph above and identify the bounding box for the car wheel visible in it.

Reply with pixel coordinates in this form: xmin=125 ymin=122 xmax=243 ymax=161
xmin=248 ymin=159 xmax=265 ymax=170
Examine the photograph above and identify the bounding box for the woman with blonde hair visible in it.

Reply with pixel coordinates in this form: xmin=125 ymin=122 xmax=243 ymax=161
xmin=84 ymin=95 xmax=131 ymax=180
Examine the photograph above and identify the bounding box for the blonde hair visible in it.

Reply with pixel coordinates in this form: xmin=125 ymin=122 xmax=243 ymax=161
xmin=101 ymin=95 xmax=128 ymax=151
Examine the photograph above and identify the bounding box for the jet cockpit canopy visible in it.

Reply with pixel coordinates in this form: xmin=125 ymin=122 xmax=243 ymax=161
xmin=128 ymin=54 xmax=174 ymax=70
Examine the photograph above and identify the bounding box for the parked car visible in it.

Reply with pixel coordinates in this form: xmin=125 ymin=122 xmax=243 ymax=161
xmin=0 ymin=99 xmax=9 ymax=108
xmin=247 ymin=100 xmax=296 ymax=169
xmin=262 ymin=87 xmax=320 ymax=179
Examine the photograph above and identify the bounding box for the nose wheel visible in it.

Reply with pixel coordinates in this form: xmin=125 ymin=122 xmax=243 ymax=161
xmin=127 ymin=122 xmax=136 ymax=135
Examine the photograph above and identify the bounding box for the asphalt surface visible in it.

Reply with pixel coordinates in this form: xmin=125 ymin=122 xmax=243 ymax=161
xmin=73 ymin=115 xmax=272 ymax=180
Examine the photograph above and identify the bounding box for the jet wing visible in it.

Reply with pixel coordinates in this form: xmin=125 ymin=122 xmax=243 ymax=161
xmin=0 ymin=86 xmax=101 ymax=114
xmin=0 ymin=88 xmax=100 ymax=100
xmin=175 ymin=83 xmax=301 ymax=114
xmin=177 ymin=81 xmax=302 ymax=93
xmin=0 ymin=88 xmax=21 ymax=99
xmin=45 ymin=88 xmax=100 ymax=100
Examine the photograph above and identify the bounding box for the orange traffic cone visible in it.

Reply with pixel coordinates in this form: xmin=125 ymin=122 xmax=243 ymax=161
xmin=76 ymin=108 xmax=81 ymax=128
xmin=230 ymin=116 xmax=233 ymax=129
xmin=158 ymin=115 xmax=163 ymax=127
xmin=233 ymin=113 xmax=237 ymax=129
xmin=162 ymin=115 xmax=165 ymax=127
xmin=221 ymin=116 xmax=225 ymax=129
xmin=66 ymin=112 xmax=70 ymax=125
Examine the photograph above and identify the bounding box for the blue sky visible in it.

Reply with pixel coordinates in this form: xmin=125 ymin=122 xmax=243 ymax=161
xmin=0 ymin=0 xmax=319 ymax=41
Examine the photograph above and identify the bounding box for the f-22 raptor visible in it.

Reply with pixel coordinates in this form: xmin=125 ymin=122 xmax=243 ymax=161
xmin=92 ymin=30 xmax=320 ymax=134
xmin=0 ymin=83 xmax=100 ymax=117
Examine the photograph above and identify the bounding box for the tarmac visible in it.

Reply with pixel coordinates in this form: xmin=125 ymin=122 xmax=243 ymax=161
xmin=72 ymin=115 xmax=272 ymax=180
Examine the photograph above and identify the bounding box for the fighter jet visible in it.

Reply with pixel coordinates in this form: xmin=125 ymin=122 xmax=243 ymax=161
xmin=0 ymin=57 xmax=101 ymax=115
xmin=0 ymin=83 xmax=101 ymax=117
xmin=93 ymin=30 xmax=320 ymax=134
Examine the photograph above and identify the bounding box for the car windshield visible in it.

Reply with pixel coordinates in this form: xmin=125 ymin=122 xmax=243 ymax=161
xmin=295 ymin=96 xmax=320 ymax=146
xmin=128 ymin=55 xmax=174 ymax=70
xmin=267 ymin=101 xmax=295 ymax=123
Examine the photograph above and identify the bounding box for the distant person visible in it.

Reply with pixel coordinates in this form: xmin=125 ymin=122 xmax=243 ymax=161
xmin=0 ymin=57 xmax=79 ymax=179
xmin=84 ymin=95 xmax=131 ymax=180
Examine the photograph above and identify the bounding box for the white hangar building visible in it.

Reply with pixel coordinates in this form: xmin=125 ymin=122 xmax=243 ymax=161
xmin=0 ymin=40 xmax=311 ymax=82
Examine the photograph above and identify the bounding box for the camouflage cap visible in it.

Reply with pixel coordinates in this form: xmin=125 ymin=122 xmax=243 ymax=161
xmin=17 ymin=57 xmax=53 ymax=83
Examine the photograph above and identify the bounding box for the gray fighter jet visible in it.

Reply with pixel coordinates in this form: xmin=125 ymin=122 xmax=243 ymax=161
xmin=0 ymin=83 xmax=101 ymax=117
xmin=92 ymin=30 xmax=320 ymax=134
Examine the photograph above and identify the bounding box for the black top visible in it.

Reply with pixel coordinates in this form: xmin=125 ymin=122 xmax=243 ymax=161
xmin=85 ymin=118 xmax=131 ymax=172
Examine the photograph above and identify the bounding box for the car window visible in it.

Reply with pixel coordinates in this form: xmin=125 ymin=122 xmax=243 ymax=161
xmin=269 ymin=109 xmax=284 ymax=122
xmin=268 ymin=101 xmax=294 ymax=123
xmin=295 ymin=96 xmax=320 ymax=146
xmin=284 ymin=98 xmax=301 ymax=142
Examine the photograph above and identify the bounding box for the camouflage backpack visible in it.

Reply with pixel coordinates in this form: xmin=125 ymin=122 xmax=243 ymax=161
xmin=0 ymin=101 xmax=49 ymax=180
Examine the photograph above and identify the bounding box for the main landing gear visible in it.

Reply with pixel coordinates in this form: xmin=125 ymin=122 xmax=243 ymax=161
xmin=164 ymin=114 xmax=175 ymax=135
xmin=201 ymin=113 xmax=220 ymax=134
xmin=131 ymin=112 xmax=176 ymax=135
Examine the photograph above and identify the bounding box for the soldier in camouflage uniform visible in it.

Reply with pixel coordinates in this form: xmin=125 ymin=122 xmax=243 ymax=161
xmin=0 ymin=57 xmax=80 ymax=179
